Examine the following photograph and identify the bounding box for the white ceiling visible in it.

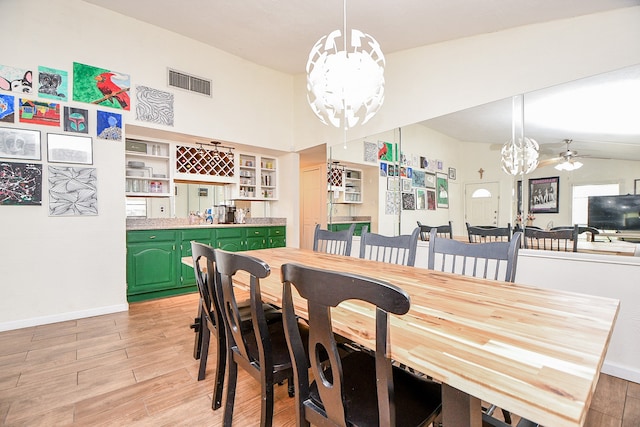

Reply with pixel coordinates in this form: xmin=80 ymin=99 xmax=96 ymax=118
xmin=81 ymin=0 xmax=640 ymax=162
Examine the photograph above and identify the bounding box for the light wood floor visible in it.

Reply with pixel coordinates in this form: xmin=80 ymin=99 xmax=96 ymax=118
xmin=1 ymin=293 xmax=639 ymax=426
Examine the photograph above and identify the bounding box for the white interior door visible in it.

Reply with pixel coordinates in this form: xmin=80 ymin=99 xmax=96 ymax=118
xmin=464 ymin=182 xmax=501 ymax=227
xmin=301 ymin=167 xmax=325 ymax=250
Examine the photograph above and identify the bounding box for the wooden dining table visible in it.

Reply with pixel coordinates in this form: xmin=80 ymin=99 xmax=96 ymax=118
xmin=182 ymin=247 xmax=619 ymax=427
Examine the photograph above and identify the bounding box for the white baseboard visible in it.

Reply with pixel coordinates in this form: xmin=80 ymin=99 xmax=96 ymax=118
xmin=0 ymin=304 xmax=129 ymax=332
xmin=602 ymin=361 xmax=640 ymax=384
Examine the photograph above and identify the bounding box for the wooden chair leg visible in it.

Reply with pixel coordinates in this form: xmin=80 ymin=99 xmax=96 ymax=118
xmin=223 ymin=356 xmax=238 ymax=426
xmin=197 ymin=321 xmax=210 ymax=381
xmin=260 ymin=376 xmax=274 ymax=427
xmin=212 ymin=332 xmax=226 ymax=410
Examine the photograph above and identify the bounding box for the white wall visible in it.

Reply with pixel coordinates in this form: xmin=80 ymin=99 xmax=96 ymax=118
xmin=2 ymin=0 xmax=639 ymax=337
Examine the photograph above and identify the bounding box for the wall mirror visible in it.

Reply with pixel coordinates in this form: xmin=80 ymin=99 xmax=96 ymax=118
xmin=327 ymin=63 xmax=640 ymax=242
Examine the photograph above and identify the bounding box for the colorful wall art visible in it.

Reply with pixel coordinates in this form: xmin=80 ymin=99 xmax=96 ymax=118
xmin=0 ymin=65 xmax=33 ymax=94
xmin=0 ymin=161 xmax=42 ymax=205
xmin=0 ymin=127 xmax=41 ymax=160
xmin=63 ymin=107 xmax=89 ymax=133
xmin=0 ymin=94 xmax=15 ymax=122
xmin=38 ymin=66 xmax=68 ymax=100
xmin=96 ymin=110 xmax=123 ymax=141
xmin=436 ymin=173 xmax=449 ymax=208
xmin=19 ymin=99 xmax=60 ymax=126
xmin=135 ymin=85 xmax=174 ymax=126
xmin=48 ymin=166 xmax=98 ymax=216
xmin=73 ymin=62 xmax=130 ymax=110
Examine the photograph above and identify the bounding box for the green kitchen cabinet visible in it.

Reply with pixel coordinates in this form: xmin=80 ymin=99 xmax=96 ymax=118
xmin=246 ymin=227 xmax=268 ymax=250
xmin=180 ymin=228 xmax=214 ymax=286
xmin=268 ymin=226 xmax=286 ymax=247
xmin=127 ymin=230 xmax=180 ymax=302
xmin=214 ymin=227 xmax=246 ymax=252
xmin=329 ymin=222 xmax=369 ymax=236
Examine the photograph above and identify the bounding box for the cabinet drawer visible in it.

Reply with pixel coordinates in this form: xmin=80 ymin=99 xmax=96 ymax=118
xmin=246 ymin=227 xmax=268 ymax=237
xmin=127 ymin=230 xmax=177 ymax=243
xmin=268 ymin=226 xmax=285 ymax=236
xmin=181 ymin=229 xmax=213 ymax=242
xmin=216 ymin=227 xmax=245 ymax=239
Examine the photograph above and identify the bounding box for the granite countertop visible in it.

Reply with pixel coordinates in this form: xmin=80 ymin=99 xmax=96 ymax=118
xmin=127 ymin=218 xmax=286 ymax=230
xmin=329 ymin=216 xmax=371 ymax=224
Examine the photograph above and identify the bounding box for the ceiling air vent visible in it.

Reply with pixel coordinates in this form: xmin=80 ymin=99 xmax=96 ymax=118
xmin=167 ymin=68 xmax=212 ymax=97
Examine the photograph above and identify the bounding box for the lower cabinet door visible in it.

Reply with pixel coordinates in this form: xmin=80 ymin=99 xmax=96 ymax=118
xmin=127 ymin=242 xmax=178 ymax=296
xmin=216 ymin=238 xmax=244 ymax=252
xmin=246 ymin=236 xmax=268 ymax=250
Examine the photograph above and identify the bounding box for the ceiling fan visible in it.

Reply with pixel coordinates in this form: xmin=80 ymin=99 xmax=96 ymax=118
xmin=537 ymin=139 xmax=588 ymax=170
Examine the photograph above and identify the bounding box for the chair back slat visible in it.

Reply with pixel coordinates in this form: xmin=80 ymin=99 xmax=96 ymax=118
xmin=428 ymin=229 xmax=522 ymax=282
xmin=313 ymin=223 xmax=356 ymax=256
xmin=359 ymin=227 xmax=420 ymax=266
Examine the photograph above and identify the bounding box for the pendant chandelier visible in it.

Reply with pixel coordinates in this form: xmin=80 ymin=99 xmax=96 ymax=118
xmin=306 ymin=0 xmax=386 ymax=129
xmin=501 ymin=95 xmax=539 ymax=175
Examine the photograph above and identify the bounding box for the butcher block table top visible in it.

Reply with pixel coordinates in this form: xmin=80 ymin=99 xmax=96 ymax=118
xmin=183 ymin=247 xmax=619 ymax=426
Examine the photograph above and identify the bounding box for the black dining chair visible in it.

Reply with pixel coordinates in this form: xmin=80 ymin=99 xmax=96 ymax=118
xmin=467 ymin=222 xmax=512 ymax=243
xmin=417 ymin=220 xmax=453 ymax=241
xmin=427 ymin=228 xmax=522 ymax=424
xmin=214 ymin=249 xmax=308 ymax=427
xmin=281 ymin=262 xmax=442 ymax=427
xmin=551 ymin=225 xmax=599 ymax=242
xmin=523 ymin=225 xmax=578 ymax=252
xmin=359 ymin=226 xmax=420 ymax=266
xmin=312 ymin=223 xmax=356 ymax=255
xmin=190 ymin=242 xmax=281 ymax=410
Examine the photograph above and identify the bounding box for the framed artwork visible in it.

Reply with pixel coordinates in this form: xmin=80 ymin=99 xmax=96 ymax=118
xmin=19 ymin=98 xmax=60 ymax=126
xmin=378 ymin=141 xmax=396 ymax=162
xmin=47 ymin=133 xmax=93 ymax=165
xmin=420 ymin=156 xmax=429 ymax=169
xmin=0 ymin=65 xmax=33 ymax=94
xmin=63 ymin=107 xmax=89 ymax=133
xmin=73 ymin=62 xmax=130 ymax=110
xmin=37 ymin=66 xmax=68 ymax=101
xmin=425 ymin=172 xmax=436 ymax=189
xmin=0 ymin=127 xmax=41 ymax=160
xmin=379 ymin=162 xmax=387 ymax=177
xmin=416 ymin=188 xmax=426 ymax=210
xmin=0 ymin=93 xmax=15 ymax=122
xmin=0 ymin=161 xmax=42 ymax=205
xmin=635 ymin=179 xmax=640 ymax=195
xmin=363 ymin=141 xmax=377 ymax=163
xmin=448 ymin=167 xmax=456 ymax=180
xmin=96 ymin=110 xmax=123 ymax=140
xmin=412 ymin=170 xmax=425 ymax=187
xmin=436 ymin=173 xmax=449 ymax=208
xmin=48 ymin=166 xmax=97 ymax=216
xmin=427 ymin=189 xmax=436 ymax=210
xmin=401 ymin=192 xmax=416 ymax=210
xmin=135 ymin=85 xmax=174 ymax=126
xmin=529 ymin=176 xmax=559 ymax=214
xmin=387 ymin=177 xmax=400 ymax=191
xmin=401 ymin=178 xmax=412 ymax=192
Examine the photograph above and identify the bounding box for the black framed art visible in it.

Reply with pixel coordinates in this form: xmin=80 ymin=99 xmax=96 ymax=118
xmin=529 ymin=176 xmax=559 ymax=214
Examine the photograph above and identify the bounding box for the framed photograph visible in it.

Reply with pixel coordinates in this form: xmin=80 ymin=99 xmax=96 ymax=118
xmin=47 ymin=133 xmax=93 ymax=165
xmin=436 ymin=173 xmax=449 ymax=208
xmin=0 ymin=127 xmax=41 ymax=160
xmin=529 ymin=176 xmax=559 ymax=214
xmin=635 ymin=179 xmax=640 ymax=195
xmin=448 ymin=167 xmax=456 ymax=180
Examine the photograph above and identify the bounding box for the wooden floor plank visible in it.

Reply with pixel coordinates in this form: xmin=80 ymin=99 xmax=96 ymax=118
xmin=0 ymin=292 xmax=638 ymax=426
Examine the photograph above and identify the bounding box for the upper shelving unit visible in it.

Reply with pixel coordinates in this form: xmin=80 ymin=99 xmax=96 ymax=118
xmin=125 ymin=139 xmax=171 ymax=197
xmin=236 ymin=154 xmax=277 ymax=200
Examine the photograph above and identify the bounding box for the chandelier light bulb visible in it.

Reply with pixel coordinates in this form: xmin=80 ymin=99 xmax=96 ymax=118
xmin=306 ymin=28 xmax=385 ymax=129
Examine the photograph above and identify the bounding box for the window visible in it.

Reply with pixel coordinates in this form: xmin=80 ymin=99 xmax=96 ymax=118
xmin=571 ymin=184 xmax=619 ymax=225
xmin=471 ymin=188 xmax=491 ymax=198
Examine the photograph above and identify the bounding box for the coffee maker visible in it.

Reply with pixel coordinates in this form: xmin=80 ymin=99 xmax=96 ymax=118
xmin=225 ymin=206 xmax=236 ymax=224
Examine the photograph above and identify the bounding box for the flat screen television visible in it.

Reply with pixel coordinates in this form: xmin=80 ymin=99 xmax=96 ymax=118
xmin=588 ymin=195 xmax=640 ymax=231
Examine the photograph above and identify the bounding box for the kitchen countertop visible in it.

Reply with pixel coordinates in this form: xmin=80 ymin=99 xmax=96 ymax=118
xmin=126 ymin=218 xmax=286 ymax=230
xmin=328 ymin=216 xmax=371 ymax=224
